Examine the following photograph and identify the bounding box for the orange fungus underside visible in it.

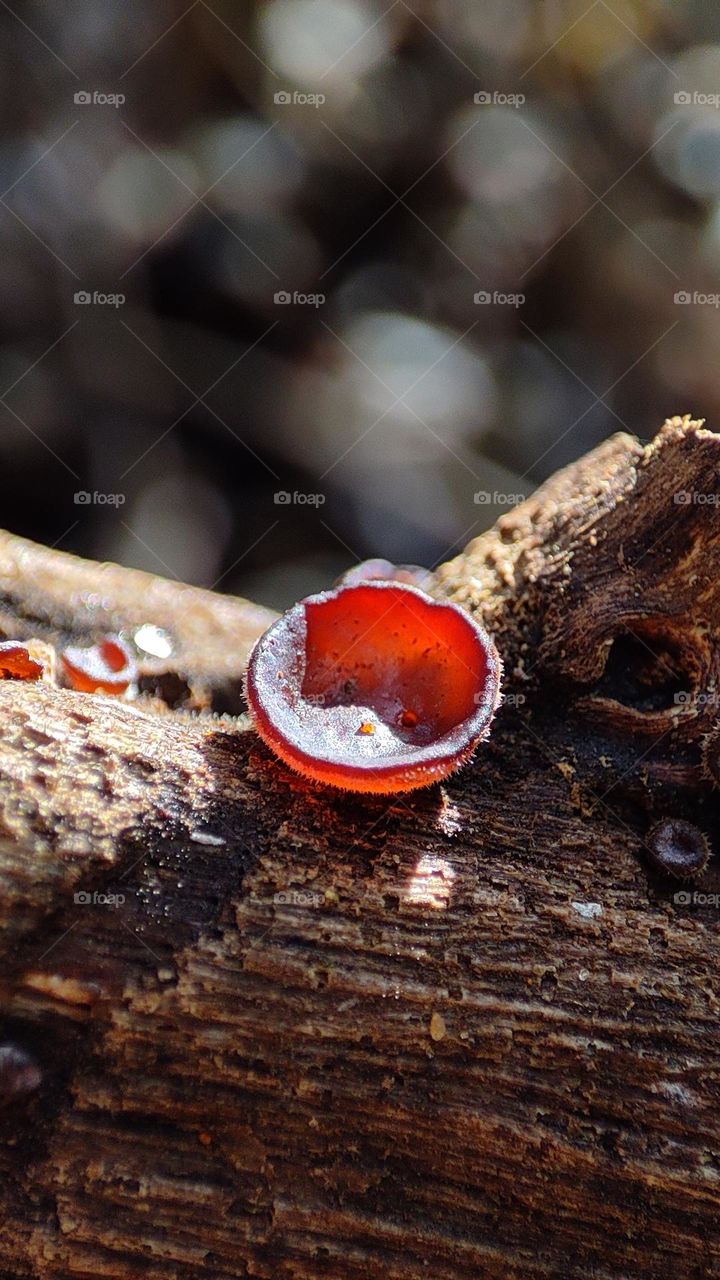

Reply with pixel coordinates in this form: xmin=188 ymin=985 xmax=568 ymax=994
xmin=0 ymin=641 xmax=44 ymax=682
xmin=245 ymin=581 xmax=502 ymax=794
xmin=60 ymin=637 xmax=136 ymax=695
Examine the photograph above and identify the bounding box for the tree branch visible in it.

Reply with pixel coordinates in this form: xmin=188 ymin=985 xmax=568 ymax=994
xmin=1 ymin=417 xmax=719 ymax=1280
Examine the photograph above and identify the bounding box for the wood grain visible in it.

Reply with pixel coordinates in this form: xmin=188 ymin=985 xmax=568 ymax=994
xmin=0 ymin=417 xmax=719 ymax=1279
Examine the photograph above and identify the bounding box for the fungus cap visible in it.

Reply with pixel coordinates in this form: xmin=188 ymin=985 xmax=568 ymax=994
xmin=0 ymin=641 xmax=44 ymax=681
xmin=60 ymin=637 xmax=136 ymax=695
xmin=246 ymin=581 xmax=502 ymax=794
xmin=645 ymin=817 xmax=709 ymax=880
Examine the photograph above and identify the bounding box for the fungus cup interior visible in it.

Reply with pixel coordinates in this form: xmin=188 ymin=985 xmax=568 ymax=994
xmin=246 ymin=582 xmax=501 ymax=793
xmin=0 ymin=642 xmax=43 ymax=681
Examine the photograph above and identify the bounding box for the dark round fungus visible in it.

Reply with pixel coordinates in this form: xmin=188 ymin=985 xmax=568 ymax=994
xmin=246 ymin=581 xmax=502 ymax=794
xmin=0 ymin=641 xmax=44 ymax=681
xmin=645 ymin=818 xmax=710 ymax=880
xmin=0 ymin=1044 xmax=42 ymax=1102
xmin=60 ymin=636 xmax=137 ymax=695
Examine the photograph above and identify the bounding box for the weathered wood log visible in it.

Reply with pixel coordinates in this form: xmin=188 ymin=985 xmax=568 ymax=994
xmin=1 ymin=415 xmax=719 ymax=1279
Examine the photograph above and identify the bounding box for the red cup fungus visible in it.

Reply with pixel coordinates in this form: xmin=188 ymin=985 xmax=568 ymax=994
xmin=60 ymin=636 xmax=137 ymax=695
xmin=0 ymin=641 xmax=44 ymax=681
xmin=246 ymin=580 xmax=502 ymax=793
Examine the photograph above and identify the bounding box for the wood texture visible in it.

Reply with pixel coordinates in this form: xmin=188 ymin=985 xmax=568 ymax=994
xmin=1 ymin=416 xmax=719 ymax=1279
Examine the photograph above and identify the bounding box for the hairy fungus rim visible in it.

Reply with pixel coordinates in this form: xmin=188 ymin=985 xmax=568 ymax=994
xmin=245 ymin=581 xmax=502 ymax=791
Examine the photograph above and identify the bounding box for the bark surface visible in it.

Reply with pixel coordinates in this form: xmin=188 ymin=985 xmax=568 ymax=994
xmin=0 ymin=416 xmax=719 ymax=1279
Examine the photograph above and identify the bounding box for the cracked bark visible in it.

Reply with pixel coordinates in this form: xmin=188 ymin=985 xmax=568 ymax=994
xmin=1 ymin=416 xmax=719 ymax=1279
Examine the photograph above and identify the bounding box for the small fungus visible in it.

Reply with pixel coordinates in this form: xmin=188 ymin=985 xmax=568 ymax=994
xmin=246 ymin=580 xmax=502 ymax=794
xmin=60 ymin=636 xmax=137 ymax=695
xmin=133 ymin=623 xmax=174 ymax=660
xmin=644 ymin=817 xmax=710 ymax=880
xmin=0 ymin=641 xmax=44 ymax=681
xmin=336 ymin=559 xmax=433 ymax=592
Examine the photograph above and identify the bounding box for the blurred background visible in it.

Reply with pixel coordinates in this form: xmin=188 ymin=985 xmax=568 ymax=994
xmin=0 ymin=0 xmax=717 ymax=610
